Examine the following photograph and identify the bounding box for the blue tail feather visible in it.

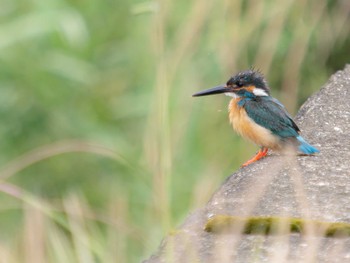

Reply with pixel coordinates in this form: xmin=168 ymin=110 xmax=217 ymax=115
xmin=296 ymin=136 xmax=320 ymax=154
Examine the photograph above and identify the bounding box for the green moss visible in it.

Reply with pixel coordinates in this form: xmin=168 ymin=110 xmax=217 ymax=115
xmin=205 ymin=215 xmax=350 ymax=237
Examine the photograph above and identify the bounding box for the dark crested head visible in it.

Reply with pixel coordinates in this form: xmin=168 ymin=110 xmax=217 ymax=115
xmin=192 ymin=69 xmax=270 ymax=98
xmin=226 ymin=69 xmax=269 ymax=94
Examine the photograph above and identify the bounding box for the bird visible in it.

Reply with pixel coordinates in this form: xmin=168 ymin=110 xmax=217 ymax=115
xmin=192 ymin=69 xmax=319 ymax=167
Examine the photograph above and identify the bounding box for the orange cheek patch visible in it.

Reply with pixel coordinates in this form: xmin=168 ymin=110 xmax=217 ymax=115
xmin=245 ymin=86 xmax=256 ymax=93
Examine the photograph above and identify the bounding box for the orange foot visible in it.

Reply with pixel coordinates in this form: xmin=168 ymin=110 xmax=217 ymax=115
xmin=242 ymin=147 xmax=268 ymax=167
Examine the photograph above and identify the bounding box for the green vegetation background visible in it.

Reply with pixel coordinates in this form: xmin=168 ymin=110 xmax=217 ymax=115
xmin=0 ymin=0 xmax=349 ymax=262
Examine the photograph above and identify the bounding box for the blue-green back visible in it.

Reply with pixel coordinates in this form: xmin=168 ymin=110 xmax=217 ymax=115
xmin=240 ymin=96 xmax=300 ymax=139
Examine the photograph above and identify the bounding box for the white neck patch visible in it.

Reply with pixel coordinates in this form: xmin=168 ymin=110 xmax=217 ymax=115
xmin=252 ymin=88 xmax=268 ymax=96
xmin=225 ymin=92 xmax=239 ymax=98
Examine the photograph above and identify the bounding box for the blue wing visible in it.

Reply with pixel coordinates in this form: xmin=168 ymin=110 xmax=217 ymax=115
xmin=242 ymin=96 xmax=300 ymax=139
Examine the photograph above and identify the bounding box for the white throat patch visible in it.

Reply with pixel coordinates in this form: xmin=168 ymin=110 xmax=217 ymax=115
xmin=225 ymin=92 xmax=239 ymax=98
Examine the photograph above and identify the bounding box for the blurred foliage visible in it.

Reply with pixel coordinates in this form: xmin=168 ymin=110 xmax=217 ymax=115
xmin=0 ymin=0 xmax=349 ymax=262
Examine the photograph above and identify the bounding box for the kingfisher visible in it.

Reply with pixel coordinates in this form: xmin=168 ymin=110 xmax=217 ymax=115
xmin=192 ymin=69 xmax=319 ymax=167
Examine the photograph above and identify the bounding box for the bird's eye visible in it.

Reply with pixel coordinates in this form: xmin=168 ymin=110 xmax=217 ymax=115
xmin=236 ymin=81 xmax=243 ymax=87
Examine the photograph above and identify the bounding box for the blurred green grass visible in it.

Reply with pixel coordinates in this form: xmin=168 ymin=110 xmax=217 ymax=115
xmin=0 ymin=0 xmax=349 ymax=262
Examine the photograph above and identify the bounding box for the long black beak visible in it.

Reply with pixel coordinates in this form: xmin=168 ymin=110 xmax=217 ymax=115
xmin=192 ymin=85 xmax=228 ymax=97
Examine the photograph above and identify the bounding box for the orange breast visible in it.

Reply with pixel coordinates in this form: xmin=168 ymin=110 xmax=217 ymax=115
xmin=228 ymin=98 xmax=280 ymax=149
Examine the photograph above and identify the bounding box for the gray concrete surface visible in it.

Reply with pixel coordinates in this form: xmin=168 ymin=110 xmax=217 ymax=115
xmin=144 ymin=65 xmax=350 ymax=263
